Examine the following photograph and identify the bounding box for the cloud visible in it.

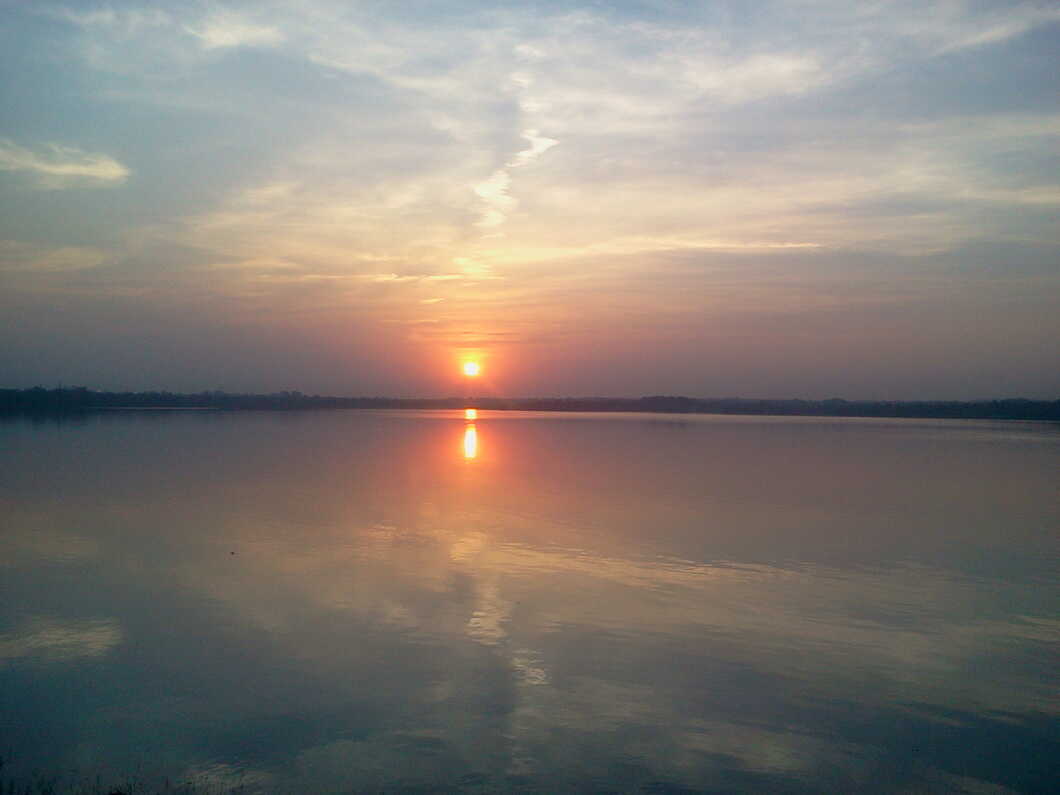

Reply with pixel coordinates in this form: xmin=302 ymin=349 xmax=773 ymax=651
xmin=508 ymin=129 xmax=559 ymax=167
xmin=934 ymin=4 xmax=1060 ymax=53
xmin=473 ymin=128 xmax=558 ymax=229
xmin=0 ymin=240 xmax=109 ymax=272
xmin=51 ymin=5 xmax=171 ymax=35
xmin=53 ymin=4 xmax=282 ymax=50
xmin=0 ymin=140 xmax=129 ymax=187
xmin=473 ymin=170 xmax=513 ymax=228
xmin=0 ymin=618 xmax=122 ymax=661
xmin=185 ymin=14 xmax=284 ymax=49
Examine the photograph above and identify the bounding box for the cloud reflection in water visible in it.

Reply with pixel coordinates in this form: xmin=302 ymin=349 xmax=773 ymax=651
xmin=0 ymin=410 xmax=1057 ymax=792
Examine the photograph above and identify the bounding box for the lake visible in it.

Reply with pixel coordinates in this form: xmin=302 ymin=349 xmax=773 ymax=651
xmin=1 ymin=410 xmax=1058 ymax=793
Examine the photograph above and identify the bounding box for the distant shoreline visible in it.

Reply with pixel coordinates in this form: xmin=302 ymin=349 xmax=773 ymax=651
xmin=2 ymin=387 xmax=1058 ymax=421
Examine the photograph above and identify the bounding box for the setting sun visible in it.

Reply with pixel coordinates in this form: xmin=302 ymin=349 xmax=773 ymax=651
xmin=463 ymin=362 xmax=481 ymax=377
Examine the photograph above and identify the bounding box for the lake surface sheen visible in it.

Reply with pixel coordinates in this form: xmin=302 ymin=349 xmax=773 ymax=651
xmin=2 ymin=410 xmax=1058 ymax=793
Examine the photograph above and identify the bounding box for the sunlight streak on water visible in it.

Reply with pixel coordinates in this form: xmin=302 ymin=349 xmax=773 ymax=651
xmin=463 ymin=422 xmax=478 ymax=460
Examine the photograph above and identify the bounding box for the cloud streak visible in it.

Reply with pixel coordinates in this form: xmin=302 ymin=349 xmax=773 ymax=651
xmin=185 ymin=13 xmax=284 ymax=49
xmin=0 ymin=140 xmax=129 ymax=187
xmin=474 ymin=129 xmax=558 ymax=229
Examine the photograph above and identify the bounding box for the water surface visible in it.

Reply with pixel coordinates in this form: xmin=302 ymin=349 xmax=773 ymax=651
xmin=2 ymin=410 xmax=1058 ymax=792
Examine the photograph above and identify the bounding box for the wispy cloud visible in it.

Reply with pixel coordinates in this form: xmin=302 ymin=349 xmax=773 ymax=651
xmin=0 ymin=140 xmax=129 ymax=187
xmin=185 ymin=13 xmax=284 ymax=49
xmin=0 ymin=617 xmax=122 ymax=661
xmin=51 ymin=5 xmax=171 ymax=34
xmin=473 ymin=129 xmax=558 ymax=229
xmin=0 ymin=241 xmax=109 ymax=272
xmin=933 ymin=4 xmax=1060 ymax=53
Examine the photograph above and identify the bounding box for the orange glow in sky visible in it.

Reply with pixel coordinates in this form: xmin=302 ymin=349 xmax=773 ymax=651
xmin=5 ymin=1 xmax=1057 ymax=402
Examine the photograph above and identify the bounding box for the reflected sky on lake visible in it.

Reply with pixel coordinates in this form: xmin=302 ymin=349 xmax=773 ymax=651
xmin=1 ymin=411 xmax=1058 ymax=792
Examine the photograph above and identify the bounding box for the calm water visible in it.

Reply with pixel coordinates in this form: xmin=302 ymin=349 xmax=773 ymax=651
xmin=1 ymin=410 xmax=1058 ymax=793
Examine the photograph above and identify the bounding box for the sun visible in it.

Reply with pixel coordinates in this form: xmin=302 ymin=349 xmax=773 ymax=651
xmin=462 ymin=361 xmax=481 ymax=377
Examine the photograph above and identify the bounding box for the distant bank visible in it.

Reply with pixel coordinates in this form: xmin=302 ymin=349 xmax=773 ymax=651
xmin=3 ymin=387 xmax=1059 ymax=421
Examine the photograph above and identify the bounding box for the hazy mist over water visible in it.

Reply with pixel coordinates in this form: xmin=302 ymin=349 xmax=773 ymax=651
xmin=2 ymin=410 xmax=1058 ymax=792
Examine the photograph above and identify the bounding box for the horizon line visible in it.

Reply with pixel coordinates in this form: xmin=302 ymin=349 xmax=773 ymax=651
xmin=3 ymin=385 xmax=1058 ymax=405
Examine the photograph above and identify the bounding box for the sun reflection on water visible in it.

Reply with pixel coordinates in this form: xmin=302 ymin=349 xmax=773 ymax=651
xmin=463 ymin=418 xmax=478 ymax=460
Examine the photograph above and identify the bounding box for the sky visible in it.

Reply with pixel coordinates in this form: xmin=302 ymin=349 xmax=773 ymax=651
xmin=1 ymin=0 xmax=1058 ymax=399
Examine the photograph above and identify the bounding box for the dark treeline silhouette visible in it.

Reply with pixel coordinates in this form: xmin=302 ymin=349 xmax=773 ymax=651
xmin=2 ymin=386 xmax=1059 ymax=420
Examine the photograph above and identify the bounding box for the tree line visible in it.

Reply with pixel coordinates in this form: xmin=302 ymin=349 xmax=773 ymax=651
xmin=2 ymin=386 xmax=1059 ymax=420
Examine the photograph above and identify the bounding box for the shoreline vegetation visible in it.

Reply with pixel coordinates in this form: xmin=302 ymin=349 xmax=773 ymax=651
xmin=2 ymin=386 xmax=1058 ymax=421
